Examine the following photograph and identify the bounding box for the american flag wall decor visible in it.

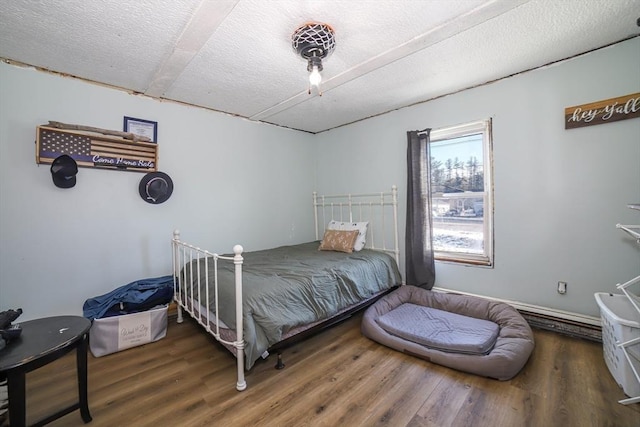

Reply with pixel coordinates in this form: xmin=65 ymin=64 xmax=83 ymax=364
xmin=36 ymin=126 xmax=158 ymax=172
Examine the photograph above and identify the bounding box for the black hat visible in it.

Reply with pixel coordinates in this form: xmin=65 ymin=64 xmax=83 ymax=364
xmin=139 ymin=171 xmax=173 ymax=204
xmin=50 ymin=155 xmax=78 ymax=188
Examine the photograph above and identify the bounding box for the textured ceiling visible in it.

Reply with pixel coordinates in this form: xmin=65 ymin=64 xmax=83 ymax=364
xmin=1 ymin=0 xmax=639 ymax=133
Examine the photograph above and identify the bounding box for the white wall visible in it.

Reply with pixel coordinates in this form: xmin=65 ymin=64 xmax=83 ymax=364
xmin=314 ymin=37 xmax=640 ymax=318
xmin=0 ymin=63 xmax=316 ymax=321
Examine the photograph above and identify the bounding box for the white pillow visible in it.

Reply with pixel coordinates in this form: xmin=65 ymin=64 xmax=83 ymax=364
xmin=327 ymin=220 xmax=369 ymax=251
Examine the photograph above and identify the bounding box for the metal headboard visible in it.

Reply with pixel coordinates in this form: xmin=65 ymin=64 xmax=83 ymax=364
xmin=313 ymin=185 xmax=399 ymax=266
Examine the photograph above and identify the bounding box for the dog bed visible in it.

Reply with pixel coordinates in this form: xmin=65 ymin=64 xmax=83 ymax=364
xmin=361 ymin=285 xmax=534 ymax=380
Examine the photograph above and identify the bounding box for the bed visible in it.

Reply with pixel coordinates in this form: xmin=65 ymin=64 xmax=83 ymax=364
xmin=171 ymin=186 xmax=402 ymax=391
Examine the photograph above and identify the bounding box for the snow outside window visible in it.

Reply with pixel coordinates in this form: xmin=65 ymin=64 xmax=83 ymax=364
xmin=429 ymin=119 xmax=494 ymax=266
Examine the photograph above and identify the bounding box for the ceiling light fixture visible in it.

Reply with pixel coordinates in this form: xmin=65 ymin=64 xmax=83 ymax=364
xmin=292 ymin=22 xmax=335 ymax=95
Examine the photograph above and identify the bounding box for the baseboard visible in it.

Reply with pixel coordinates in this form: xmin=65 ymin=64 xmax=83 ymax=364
xmin=431 ymin=286 xmax=602 ymax=342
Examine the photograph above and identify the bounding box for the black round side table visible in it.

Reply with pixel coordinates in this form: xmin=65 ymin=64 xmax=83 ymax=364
xmin=0 ymin=315 xmax=92 ymax=426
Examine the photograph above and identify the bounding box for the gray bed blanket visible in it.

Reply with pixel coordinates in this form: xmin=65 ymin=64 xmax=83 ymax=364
xmin=184 ymin=241 xmax=401 ymax=369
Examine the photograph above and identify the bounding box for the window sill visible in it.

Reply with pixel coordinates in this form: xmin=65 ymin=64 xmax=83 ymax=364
xmin=435 ymin=254 xmax=493 ymax=267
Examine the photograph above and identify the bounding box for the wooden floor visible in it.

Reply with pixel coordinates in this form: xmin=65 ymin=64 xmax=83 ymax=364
xmin=18 ymin=313 xmax=640 ymax=427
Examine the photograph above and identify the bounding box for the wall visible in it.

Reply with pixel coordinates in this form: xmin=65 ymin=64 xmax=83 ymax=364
xmin=314 ymin=37 xmax=640 ymax=318
xmin=1 ymin=38 xmax=638 ymax=322
xmin=0 ymin=63 xmax=316 ymax=321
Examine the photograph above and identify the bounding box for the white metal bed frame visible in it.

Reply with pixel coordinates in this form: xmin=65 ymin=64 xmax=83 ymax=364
xmin=172 ymin=186 xmax=399 ymax=391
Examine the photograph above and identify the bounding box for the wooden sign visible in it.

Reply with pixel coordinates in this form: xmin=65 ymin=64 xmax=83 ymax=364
xmin=36 ymin=126 xmax=158 ymax=172
xmin=565 ymin=93 xmax=640 ymax=129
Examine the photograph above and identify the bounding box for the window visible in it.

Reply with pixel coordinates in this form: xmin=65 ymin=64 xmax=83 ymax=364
xmin=430 ymin=119 xmax=493 ymax=266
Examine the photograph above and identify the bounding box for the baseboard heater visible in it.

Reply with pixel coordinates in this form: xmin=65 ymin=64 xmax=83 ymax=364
xmin=432 ymin=287 xmax=602 ymax=342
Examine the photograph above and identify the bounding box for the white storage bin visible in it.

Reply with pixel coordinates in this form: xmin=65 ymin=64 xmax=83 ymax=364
xmin=594 ymin=292 xmax=640 ymax=397
xmin=89 ymin=304 xmax=168 ymax=357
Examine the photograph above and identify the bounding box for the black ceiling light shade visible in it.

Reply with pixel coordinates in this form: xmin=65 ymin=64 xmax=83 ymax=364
xmin=292 ymin=22 xmax=336 ymax=95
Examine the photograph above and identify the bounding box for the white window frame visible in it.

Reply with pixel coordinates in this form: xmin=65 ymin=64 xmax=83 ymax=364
xmin=430 ymin=119 xmax=494 ymax=267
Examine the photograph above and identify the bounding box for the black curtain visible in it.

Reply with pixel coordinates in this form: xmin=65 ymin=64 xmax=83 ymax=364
xmin=405 ymin=130 xmax=436 ymax=289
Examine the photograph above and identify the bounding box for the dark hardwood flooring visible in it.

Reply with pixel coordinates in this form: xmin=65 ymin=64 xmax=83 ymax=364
xmin=17 ymin=313 xmax=640 ymax=426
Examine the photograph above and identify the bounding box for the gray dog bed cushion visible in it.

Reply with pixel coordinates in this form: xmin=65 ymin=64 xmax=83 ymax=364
xmin=376 ymin=303 xmax=500 ymax=355
xmin=362 ymin=285 xmax=535 ymax=380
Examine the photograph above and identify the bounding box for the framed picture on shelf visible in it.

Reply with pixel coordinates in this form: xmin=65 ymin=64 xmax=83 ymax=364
xmin=123 ymin=116 xmax=158 ymax=143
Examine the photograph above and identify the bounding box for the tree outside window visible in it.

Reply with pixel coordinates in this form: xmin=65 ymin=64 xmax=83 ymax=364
xmin=429 ymin=120 xmax=493 ymax=266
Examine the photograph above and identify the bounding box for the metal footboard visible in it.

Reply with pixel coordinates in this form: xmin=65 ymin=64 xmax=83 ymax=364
xmin=171 ymin=230 xmax=246 ymax=391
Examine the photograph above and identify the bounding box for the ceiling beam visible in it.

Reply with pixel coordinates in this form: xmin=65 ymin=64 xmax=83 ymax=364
xmin=145 ymin=0 xmax=239 ymax=97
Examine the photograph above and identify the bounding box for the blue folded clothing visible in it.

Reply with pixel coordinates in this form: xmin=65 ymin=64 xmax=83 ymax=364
xmin=83 ymin=275 xmax=173 ymax=321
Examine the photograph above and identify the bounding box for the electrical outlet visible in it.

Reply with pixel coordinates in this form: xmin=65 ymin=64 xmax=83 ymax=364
xmin=557 ymin=281 xmax=567 ymax=294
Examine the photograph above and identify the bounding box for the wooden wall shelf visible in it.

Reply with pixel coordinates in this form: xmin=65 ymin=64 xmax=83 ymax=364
xmin=36 ymin=125 xmax=158 ymax=172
